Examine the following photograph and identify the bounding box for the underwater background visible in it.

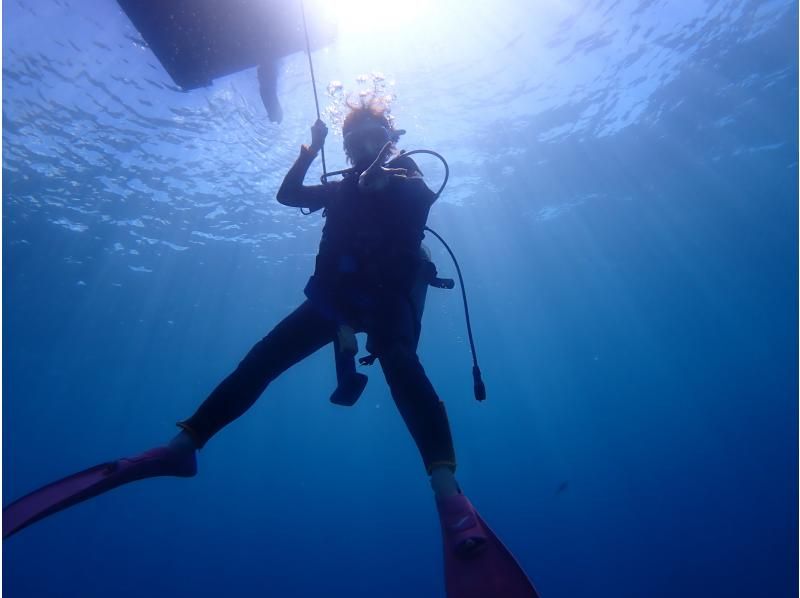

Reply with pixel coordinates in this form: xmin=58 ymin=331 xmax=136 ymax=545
xmin=2 ymin=0 xmax=797 ymax=596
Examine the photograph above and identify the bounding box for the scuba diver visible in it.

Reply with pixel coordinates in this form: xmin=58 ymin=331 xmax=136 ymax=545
xmin=169 ymin=103 xmax=460 ymax=495
xmin=4 ymin=102 xmax=538 ymax=597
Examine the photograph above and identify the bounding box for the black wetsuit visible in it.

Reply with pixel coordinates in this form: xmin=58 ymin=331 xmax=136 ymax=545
xmin=178 ymin=146 xmax=456 ymax=473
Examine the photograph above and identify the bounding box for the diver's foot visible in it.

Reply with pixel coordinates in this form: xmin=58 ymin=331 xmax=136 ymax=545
xmin=430 ymin=466 xmax=460 ymax=498
xmin=169 ymin=429 xmax=196 ymax=452
xmin=165 ymin=444 xmax=197 ymax=478
xmin=455 ymin=535 xmax=488 ymax=558
xmin=4 ymin=441 xmax=197 ymax=539
xmin=436 ymin=494 xmax=540 ymax=596
xmin=436 ymin=494 xmax=489 ymax=559
xmin=119 ymin=444 xmax=197 ymax=478
xmin=162 ymin=432 xmax=198 ymax=477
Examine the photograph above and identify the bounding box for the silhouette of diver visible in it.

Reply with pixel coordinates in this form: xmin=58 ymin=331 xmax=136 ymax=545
xmin=173 ymin=103 xmax=460 ymax=492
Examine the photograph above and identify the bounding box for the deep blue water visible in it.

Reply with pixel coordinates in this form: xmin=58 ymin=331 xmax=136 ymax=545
xmin=3 ymin=1 xmax=798 ymax=596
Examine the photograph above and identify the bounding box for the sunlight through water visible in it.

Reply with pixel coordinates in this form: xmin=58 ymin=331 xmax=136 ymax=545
xmin=314 ymin=0 xmax=434 ymax=34
xmin=3 ymin=1 xmax=797 ymax=597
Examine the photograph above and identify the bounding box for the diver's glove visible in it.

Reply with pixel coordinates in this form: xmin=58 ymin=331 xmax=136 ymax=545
xmin=358 ymin=141 xmax=409 ymax=193
xmin=306 ymin=118 xmax=328 ymax=155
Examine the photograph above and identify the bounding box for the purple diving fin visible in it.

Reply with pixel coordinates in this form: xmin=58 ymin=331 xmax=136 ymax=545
xmin=436 ymin=494 xmax=539 ymax=598
xmin=3 ymin=446 xmax=196 ymax=539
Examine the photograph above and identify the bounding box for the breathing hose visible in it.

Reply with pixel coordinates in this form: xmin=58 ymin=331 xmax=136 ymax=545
xmin=423 ymin=225 xmax=487 ymax=402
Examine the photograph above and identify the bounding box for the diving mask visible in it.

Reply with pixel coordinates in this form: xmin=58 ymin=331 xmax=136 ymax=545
xmin=343 ymin=123 xmax=392 ymax=155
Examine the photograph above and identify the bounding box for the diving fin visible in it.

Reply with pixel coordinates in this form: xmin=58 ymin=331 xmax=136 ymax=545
xmin=3 ymin=445 xmax=196 ymax=539
xmin=436 ymin=494 xmax=539 ymax=598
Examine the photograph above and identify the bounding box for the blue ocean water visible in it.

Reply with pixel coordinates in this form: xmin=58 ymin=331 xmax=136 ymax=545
xmin=2 ymin=0 xmax=797 ymax=596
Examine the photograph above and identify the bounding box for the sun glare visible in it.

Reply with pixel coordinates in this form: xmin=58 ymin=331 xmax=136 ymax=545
xmin=314 ymin=0 xmax=431 ymax=35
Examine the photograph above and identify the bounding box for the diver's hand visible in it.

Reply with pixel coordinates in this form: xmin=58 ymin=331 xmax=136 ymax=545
xmin=308 ymin=119 xmax=328 ymax=154
xmin=358 ymin=142 xmax=408 ymax=193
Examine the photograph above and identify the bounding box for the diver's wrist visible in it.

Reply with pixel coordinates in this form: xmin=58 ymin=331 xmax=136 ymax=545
xmin=302 ymin=144 xmax=320 ymax=157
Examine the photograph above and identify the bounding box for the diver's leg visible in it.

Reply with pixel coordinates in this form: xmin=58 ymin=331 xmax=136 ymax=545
xmin=371 ymin=300 xmax=458 ymax=496
xmin=407 ymin=259 xmax=432 ymax=348
xmin=177 ymin=300 xmax=335 ymax=448
xmin=378 ymin=344 xmax=459 ymax=495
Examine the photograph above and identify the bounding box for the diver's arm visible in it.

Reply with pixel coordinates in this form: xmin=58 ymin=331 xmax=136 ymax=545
xmin=276 ymin=145 xmax=329 ymax=210
xmin=276 ymin=119 xmax=330 ymax=211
